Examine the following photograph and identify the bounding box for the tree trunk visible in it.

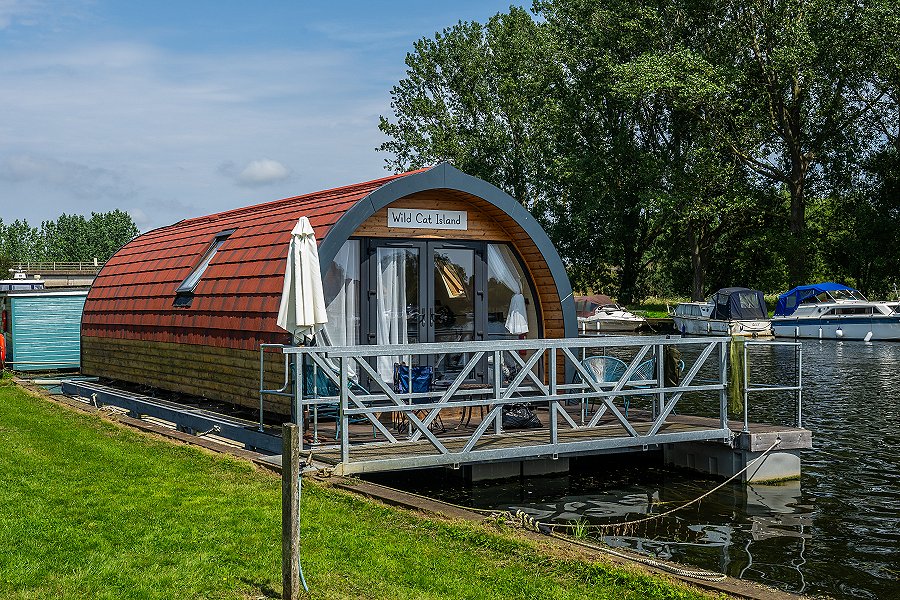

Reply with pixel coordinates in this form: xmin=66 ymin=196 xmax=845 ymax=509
xmin=617 ymin=208 xmax=641 ymax=305
xmin=689 ymin=228 xmax=708 ymax=301
xmin=787 ymin=163 xmax=807 ymax=286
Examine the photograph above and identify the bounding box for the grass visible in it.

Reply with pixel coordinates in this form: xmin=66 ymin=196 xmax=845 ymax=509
xmin=0 ymin=381 xmax=715 ymax=600
xmin=628 ymin=297 xmax=685 ymax=319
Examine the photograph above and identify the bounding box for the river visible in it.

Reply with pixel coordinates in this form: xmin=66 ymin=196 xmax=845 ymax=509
xmin=368 ymin=339 xmax=900 ymax=599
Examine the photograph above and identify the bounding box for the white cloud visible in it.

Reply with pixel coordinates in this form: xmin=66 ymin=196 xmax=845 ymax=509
xmin=0 ymin=33 xmax=400 ymax=230
xmin=225 ymin=158 xmax=292 ymax=188
xmin=0 ymin=0 xmax=42 ymax=29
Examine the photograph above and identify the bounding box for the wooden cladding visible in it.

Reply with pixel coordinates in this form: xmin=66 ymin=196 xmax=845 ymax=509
xmin=81 ymin=336 xmax=293 ymax=415
xmin=357 ymin=189 xmax=565 ymax=340
xmin=354 ymin=192 xmax=514 ymax=242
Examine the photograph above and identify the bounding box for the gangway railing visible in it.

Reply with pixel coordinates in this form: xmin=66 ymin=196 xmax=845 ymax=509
xmin=742 ymin=340 xmax=803 ymax=430
xmin=257 ymin=336 xmax=804 ymax=474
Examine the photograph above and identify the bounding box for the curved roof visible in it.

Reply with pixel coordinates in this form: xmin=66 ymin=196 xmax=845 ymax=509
xmin=83 ymin=163 xmax=576 ymax=351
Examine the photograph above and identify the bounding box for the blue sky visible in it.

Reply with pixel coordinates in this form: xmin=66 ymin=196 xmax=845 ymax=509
xmin=0 ymin=1 xmax=525 ymax=231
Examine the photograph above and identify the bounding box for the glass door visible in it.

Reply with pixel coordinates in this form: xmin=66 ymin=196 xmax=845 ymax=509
xmin=367 ymin=239 xmax=487 ymax=387
xmin=429 ymin=243 xmax=485 ymax=384
xmin=369 ymin=242 xmax=425 ymax=384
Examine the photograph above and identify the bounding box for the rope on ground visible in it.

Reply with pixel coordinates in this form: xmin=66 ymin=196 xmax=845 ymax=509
xmin=486 ymin=509 xmax=726 ymax=582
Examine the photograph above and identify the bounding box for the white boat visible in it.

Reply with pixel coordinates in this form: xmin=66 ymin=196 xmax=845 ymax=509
xmin=672 ymin=287 xmax=773 ymax=337
xmin=575 ymin=295 xmax=647 ymax=333
xmin=771 ymin=282 xmax=900 ymax=340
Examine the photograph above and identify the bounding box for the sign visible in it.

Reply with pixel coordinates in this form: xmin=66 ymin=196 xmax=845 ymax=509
xmin=387 ymin=208 xmax=468 ymax=231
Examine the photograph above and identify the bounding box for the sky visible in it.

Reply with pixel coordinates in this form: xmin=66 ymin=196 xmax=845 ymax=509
xmin=0 ymin=0 xmax=526 ymax=232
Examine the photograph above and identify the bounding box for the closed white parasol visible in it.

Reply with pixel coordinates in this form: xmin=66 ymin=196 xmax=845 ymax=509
xmin=276 ymin=217 xmax=328 ymax=342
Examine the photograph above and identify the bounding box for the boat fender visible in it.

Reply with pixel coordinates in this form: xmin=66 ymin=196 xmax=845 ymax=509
xmin=864 ymin=331 xmax=873 ymax=342
xmin=836 ymin=327 xmax=843 ymax=338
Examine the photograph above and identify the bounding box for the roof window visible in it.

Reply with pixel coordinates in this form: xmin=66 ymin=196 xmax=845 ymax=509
xmin=174 ymin=230 xmax=234 ymax=306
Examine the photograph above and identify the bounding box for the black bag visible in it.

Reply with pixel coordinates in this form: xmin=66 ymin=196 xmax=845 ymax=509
xmin=502 ymin=404 xmax=542 ymax=429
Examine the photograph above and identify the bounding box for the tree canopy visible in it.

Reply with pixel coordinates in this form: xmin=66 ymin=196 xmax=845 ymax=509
xmin=0 ymin=210 xmax=139 ymax=269
xmin=378 ymin=0 xmax=900 ymax=301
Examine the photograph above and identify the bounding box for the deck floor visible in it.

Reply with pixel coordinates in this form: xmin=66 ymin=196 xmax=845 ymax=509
xmin=302 ymin=403 xmax=810 ymax=472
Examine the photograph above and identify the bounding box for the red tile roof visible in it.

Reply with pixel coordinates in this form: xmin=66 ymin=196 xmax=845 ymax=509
xmin=82 ymin=169 xmax=426 ymax=351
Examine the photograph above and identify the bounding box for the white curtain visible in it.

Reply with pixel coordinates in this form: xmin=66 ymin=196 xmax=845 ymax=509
xmin=322 ymin=240 xmax=359 ymax=347
xmin=376 ymin=247 xmax=409 ymax=381
xmin=488 ymin=244 xmax=529 ymax=335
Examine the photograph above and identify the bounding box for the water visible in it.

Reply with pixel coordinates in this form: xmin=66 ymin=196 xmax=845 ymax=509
xmin=367 ymin=340 xmax=900 ymax=599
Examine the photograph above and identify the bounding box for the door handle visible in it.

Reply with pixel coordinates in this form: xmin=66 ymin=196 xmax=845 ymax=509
xmin=429 ymin=308 xmax=435 ymax=326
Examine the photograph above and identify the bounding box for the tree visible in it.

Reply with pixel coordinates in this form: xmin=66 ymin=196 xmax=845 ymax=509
xmin=0 ymin=219 xmax=43 ymax=264
xmin=378 ymin=7 xmax=552 ymax=209
xmin=696 ymin=0 xmax=870 ymax=285
xmin=0 ymin=211 xmax=139 ymax=264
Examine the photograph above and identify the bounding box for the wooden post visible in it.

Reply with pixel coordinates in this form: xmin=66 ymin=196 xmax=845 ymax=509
xmin=282 ymin=423 xmax=300 ymax=600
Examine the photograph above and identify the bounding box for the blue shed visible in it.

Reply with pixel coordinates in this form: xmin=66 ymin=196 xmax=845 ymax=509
xmin=1 ymin=290 xmax=88 ymax=371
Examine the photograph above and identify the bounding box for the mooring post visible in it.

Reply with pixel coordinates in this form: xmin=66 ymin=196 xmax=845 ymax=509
xmin=282 ymin=423 xmax=300 ymax=600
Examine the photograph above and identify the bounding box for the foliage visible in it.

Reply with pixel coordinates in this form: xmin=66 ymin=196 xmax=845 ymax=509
xmin=0 ymin=384 xmax=712 ymax=599
xmin=0 ymin=210 xmax=138 ymax=265
xmin=378 ymin=1 xmax=900 ymax=300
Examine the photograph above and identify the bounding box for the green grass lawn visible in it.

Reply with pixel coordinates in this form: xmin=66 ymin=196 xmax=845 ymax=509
xmin=628 ymin=297 xmax=684 ymax=319
xmin=0 ymin=379 xmax=713 ymax=599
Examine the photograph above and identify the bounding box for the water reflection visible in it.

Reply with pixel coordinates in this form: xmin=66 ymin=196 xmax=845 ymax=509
xmin=368 ymin=339 xmax=900 ymax=599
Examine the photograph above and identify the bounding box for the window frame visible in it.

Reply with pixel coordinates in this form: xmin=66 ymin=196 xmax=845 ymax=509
xmin=173 ymin=229 xmax=235 ymax=306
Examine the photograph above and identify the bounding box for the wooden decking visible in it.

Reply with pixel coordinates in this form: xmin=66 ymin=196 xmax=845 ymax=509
xmin=296 ymin=404 xmax=810 ymax=475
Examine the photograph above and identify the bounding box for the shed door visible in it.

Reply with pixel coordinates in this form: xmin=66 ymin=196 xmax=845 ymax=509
xmin=367 ymin=239 xmax=486 ymax=386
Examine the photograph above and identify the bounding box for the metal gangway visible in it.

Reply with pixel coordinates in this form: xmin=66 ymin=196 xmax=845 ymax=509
xmin=259 ymin=335 xmax=802 ymax=476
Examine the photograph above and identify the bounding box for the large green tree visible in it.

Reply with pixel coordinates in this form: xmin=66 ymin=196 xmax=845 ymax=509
xmin=379 ymin=0 xmax=900 ymax=300
xmin=378 ymin=7 xmax=551 ymax=209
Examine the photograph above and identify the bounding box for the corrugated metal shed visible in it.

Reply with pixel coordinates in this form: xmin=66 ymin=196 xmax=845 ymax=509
xmin=3 ymin=290 xmax=87 ymax=370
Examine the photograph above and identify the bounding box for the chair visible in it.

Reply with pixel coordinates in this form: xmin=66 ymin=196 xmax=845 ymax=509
xmin=580 ymin=355 xmax=628 ymax=414
xmin=393 ymin=363 xmax=441 ymax=433
xmin=302 ymin=363 xmax=372 ymax=440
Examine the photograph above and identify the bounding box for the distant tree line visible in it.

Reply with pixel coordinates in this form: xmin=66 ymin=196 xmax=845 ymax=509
xmin=378 ymin=0 xmax=900 ymax=302
xmin=0 ymin=210 xmax=139 ymax=274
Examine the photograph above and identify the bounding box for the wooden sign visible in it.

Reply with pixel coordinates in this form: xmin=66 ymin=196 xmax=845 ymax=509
xmin=387 ymin=208 xmax=468 ymax=230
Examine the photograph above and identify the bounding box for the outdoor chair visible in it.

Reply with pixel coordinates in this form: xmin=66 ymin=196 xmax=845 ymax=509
xmin=580 ymin=355 xmax=628 ymax=414
xmin=302 ymin=362 xmax=373 ymax=440
xmin=393 ymin=363 xmax=442 ymax=433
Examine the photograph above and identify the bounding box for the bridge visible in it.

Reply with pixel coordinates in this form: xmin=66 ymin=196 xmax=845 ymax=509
xmin=8 ymin=261 xmax=102 ymax=288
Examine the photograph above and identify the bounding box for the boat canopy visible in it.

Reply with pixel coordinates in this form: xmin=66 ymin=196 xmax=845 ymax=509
xmin=710 ymin=287 xmax=768 ymax=320
xmin=574 ymin=294 xmax=614 ymax=317
xmin=774 ymin=282 xmax=865 ymax=316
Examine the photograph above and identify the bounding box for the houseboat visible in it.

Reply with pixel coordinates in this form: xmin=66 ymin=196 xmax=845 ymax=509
xmin=772 ymin=282 xmax=900 ymax=340
xmin=79 ymin=164 xmax=577 ymax=414
xmin=673 ymin=287 xmax=773 ymax=337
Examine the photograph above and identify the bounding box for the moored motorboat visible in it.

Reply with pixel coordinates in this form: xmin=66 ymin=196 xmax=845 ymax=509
xmin=575 ymin=294 xmax=647 ymax=333
xmin=672 ymin=287 xmax=773 ymax=337
xmin=771 ymin=282 xmax=900 ymax=340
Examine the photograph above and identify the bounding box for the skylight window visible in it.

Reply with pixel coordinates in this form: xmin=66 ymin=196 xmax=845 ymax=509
xmin=176 ymin=230 xmax=234 ymax=296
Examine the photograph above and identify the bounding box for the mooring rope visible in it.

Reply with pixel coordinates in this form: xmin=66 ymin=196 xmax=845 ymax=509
xmin=483 ymin=509 xmax=727 ymax=582
xmin=548 ymin=438 xmax=782 ymax=532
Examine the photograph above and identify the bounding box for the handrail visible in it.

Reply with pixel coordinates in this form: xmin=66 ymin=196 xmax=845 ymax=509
xmin=277 ymin=336 xmax=745 ymax=471
xmin=282 ymin=335 xmax=731 ymax=356
xmin=742 ymin=340 xmax=803 ymax=431
xmin=9 ymin=261 xmax=104 ymax=272
xmin=259 ymin=343 xmax=293 ymax=433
